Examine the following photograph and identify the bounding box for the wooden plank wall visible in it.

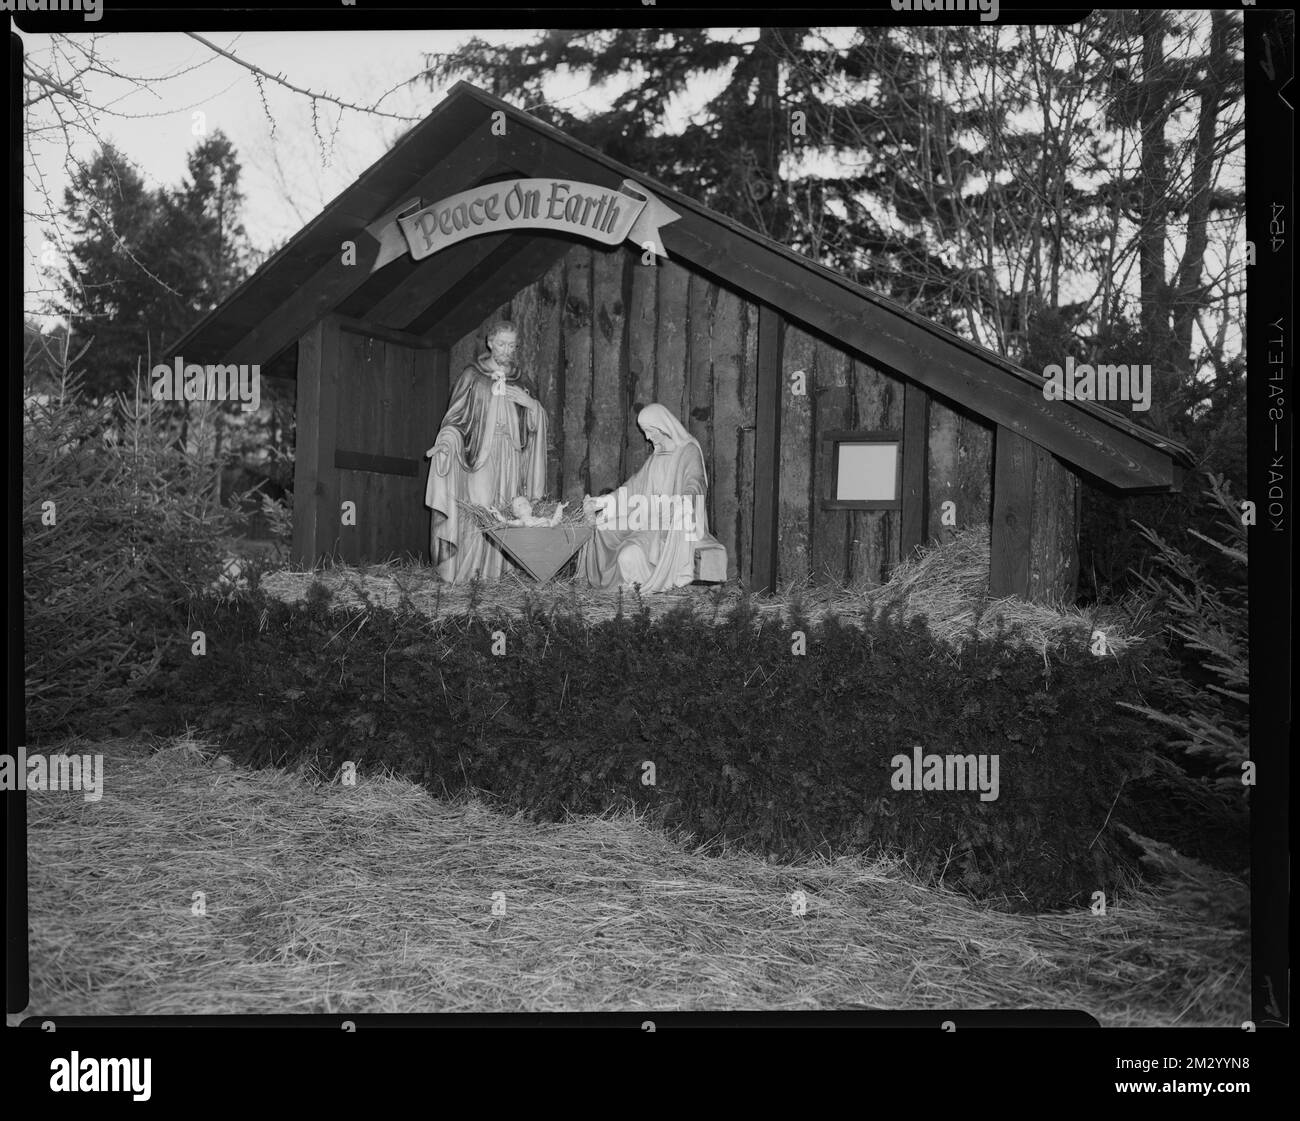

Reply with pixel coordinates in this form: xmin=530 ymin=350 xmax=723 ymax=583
xmin=777 ymin=325 xmax=815 ymax=583
xmin=445 ymin=241 xmax=760 ymax=581
xmin=927 ymin=398 xmax=994 ymax=549
xmin=979 ymin=423 xmax=1080 ymax=601
xmin=439 ymin=240 xmax=1010 ymax=590
xmin=291 ymin=316 xmax=340 ymax=566
xmin=1028 ymin=445 xmax=1080 ymax=602
xmin=710 ymin=289 xmax=757 ymax=586
xmin=990 ymin=424 xmax=1034 ymax=596
xmin=774 ymin=324 xmax=918 ymax=587
xmin=330 ymin=325 xmax=439 ymax=563
xmin=853 ymin=356 xmax=904 ymax=585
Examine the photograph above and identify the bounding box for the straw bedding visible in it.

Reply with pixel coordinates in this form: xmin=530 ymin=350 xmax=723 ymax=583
xmin=258 ymin=527 xmax=1143 ymax=657
xmin=456 ymin=497 xmax=588 ymax=529
xmin=22 ymin=735 xmax=1247 ymax=1022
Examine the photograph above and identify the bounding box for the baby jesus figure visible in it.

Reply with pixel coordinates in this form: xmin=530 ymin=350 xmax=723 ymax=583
xmin=494 ymin=496 xmax=567 ymax=527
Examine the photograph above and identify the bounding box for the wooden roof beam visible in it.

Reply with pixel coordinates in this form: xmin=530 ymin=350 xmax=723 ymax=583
xmin=209 ymin=120 xmax=507 ymax=367
xmin=420 ymin=232 xmax=578 ymax=345
xmin=490 ymin=128 xmax=1180 ymax=491
xmin=365 ymin=229 xmax=516 ymax=331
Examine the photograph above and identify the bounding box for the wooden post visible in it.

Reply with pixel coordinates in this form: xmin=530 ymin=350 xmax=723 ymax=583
xmin=810 ymin=338 xmax=850 ymax=582
xmin=848 ymin=356 xmax=902 ymax=586
xmin=990 ymin=424 xmax=1033 ymax=597
xmin=560 ymin=246 xmax=594 ymax=504
xmin=410 ymin=347 xmax=450 ymax=564
xmin=590 ymin=246 xmax=628 ymax=494
xmin=625 ymin=255 xmax=657 ymax=484
xmin=750 ymin=304 xmax=784 ymax=593
xmin=655 ymin=260 xmax=691 ymax=423
xmin=900 ymin=381 xmax=930 ymax=565
xmin=778 ymin=324 xmax=815 ymax=584
xmin=292 ymin=315 xmax=341 ymax=566
xmin=1028 ymin=445 xmax=1081 ymax=603
xmin=709 ymin=287 xmax=748 ymax=582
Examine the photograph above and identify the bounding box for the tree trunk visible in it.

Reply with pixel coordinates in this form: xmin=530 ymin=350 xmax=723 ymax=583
xmin=1138 ymin=12 xmax=1177 ymax=431
xmin=1170 ymin=8 xmax=1231 ymax=380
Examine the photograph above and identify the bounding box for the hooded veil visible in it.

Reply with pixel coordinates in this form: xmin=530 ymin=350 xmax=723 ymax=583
xmin=578 ymin=403 xmax=721 ymax=592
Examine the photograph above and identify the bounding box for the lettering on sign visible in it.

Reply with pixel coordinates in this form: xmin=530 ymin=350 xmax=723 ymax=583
xmin=365 ymin=178 xmax=680 ymax=271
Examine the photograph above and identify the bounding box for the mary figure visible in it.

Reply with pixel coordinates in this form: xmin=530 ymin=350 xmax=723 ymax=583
xmin=578 ymin=403 xmax=727 ymax=592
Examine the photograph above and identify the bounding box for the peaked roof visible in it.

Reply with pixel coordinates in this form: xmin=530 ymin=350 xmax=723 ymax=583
xmin=174 ymin=81 xmax=1191 ymax=492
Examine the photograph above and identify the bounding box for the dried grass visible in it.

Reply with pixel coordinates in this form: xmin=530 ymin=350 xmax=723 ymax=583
xmin=456 ymin=497 xmax=587 ymax=530
xmin=258 ymin=526 xmax=1144 ymax=657
xmin=21 ymin=734 xmax=1247 ymax=1022
xmin=861 ymin=527 xmax=1144 ymax=657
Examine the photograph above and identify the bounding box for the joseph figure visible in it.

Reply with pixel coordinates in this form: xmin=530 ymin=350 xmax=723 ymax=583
xmin=425 ymin=323 xmax=549 ymax=581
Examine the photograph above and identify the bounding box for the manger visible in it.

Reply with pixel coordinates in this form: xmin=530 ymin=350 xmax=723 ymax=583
xmin=424 ymin=324 xmax=727 ymax=590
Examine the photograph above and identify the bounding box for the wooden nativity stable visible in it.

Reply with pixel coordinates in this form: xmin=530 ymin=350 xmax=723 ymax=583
xmin=174 ymin=82 xmax=1192 ymax=602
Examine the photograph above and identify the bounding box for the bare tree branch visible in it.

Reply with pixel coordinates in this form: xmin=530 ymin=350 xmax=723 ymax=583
xmin=184 ymin=32 xmax=424 ymax=124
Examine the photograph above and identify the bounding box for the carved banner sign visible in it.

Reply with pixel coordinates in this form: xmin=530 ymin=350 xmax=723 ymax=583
xmin=365 ymin=178 xmax=681 ymax=272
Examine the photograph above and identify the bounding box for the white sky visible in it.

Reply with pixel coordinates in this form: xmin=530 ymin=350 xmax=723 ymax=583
xmin=20 ymin=23 xmax=1240 ymax=373
xmin=20 ymin=28 xmax=749 ymax=323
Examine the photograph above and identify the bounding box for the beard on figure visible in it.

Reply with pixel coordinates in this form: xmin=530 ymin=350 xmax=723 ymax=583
xmin=424 ymin=323 xmax=549 ymax=583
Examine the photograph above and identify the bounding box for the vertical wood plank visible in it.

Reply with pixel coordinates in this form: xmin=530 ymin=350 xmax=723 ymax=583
xmin=589 ymin=245 xmax=628 ymax=494
xmin=687 ymin=274 xmax=717 ymax=463
xmin=314 ymin=315 xmax=342 ymax=562
xmin=1029 ymin=445 xmax=1080 ymax=603
xmin=396 ymin=344 xmax=420 ymax=562
xmin=710 ymin=287 xmax=748 ymax=581
xmin=625 ymin=255 xmax=658 ymax=482
xmin=366 ymin=335 xmax=383 ymax=562
xmin=958 ymin=415 xmax=994 ymax=533
xmin=847 ymin=357 xmax=902 ymax=586
xmin=532 ymin=256 xmax=566 ymax=500
xmin=341 ymin=468 xmax=362 ymax=565
xmin=561 ymin=245 xmax=594 ymax=503
xmin=738 ymin=299 xmax=758 ymax=582
xmin=900 ymin=381 xmax=930 ymax=566
xmin=926 ymin=397 xmax=962 ymax=545
xmin=778 ymin=322 xmax=816 ymax=586
xmin=292 ymin=320 xmax=324 ymax=566
xmin=353 ymin=331 xmax=376 ymax=564
xmin=811 ymin=338 xmax=851 ymax=583
xmin=381 ymin=343 xmax=401 ymax=559
xmin=364 ymin=336 xmax=383 ymax=562
xmin=750 ymin=304 xmax=783 ymax=593
xmin=383 ymin=342 xmax=410 ymax=559
xmin=655 ymin=258 xmax=690 ymax=423
xmin=413 ymin=348 xmax=449 ymax=563
xmin=990 ymin=424 xmax=1033 ymax=597
xmin=424 ymin=348 xmax=450 ymax=429
xmin=291 ymin=315 xmax=342 ymax=565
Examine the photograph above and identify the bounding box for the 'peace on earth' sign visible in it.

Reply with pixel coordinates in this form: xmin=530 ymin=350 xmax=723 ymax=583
xmin=365 ymin=178 xmax=681 ymax=272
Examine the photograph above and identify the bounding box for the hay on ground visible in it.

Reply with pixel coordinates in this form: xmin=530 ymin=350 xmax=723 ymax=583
xmin=456 ymin=497 xmax=588 ymax=530
xmin=21 ymin=734 xmax=1246 ymax=1022
xmin=255 ymin=526 xmax=1144 ymax=657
